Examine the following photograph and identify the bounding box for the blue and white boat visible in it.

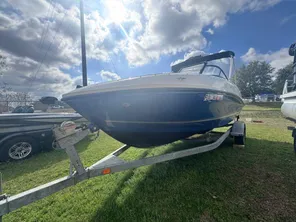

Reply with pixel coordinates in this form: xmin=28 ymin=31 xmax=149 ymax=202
xmin=62 ymin=51 xmax=244 ymax=147
xmin=281 ymin=43 xmax=296 ymax=121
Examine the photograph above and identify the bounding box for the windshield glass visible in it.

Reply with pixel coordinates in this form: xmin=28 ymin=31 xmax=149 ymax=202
xmin=179 ymin=64 xmax=204 ymax=73
xmin=178 ymin=57 xmax=233 ymax=79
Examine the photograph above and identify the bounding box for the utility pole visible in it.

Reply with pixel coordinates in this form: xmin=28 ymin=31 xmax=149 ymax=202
xmin=80 ymin=0 xmax=87 ymax=86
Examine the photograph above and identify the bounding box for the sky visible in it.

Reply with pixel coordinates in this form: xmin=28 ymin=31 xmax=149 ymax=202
xmin=0 ymin=0 xmax=295 ymax=98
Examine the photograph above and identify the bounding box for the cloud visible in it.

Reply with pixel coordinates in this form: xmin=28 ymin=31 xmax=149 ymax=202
xmin=0 ymin=0 xmax=283 ymax=99
xmin=0 ymin=13 xmax=15 ymax=27
xmin=0 ymin=1 xmax=119 ymax=98
xmin=7 ymin=0 xmax=52 ymax=18
xmin=245 ymin=0 xmax=281 ymax=11
xmin=98 ymin=70 xmax=121 ymax=81
xmin=241 ymin=47 xmax=292 ymax=72
xmin=206 ymin=28 xmax=214 ymax=35
xmin=171 ymin=50 xmax=207 ymax=66
xmin=0 ymin=50 xmax=78 ymax=98
xmin=280 ymin=14 xmax=296 ymax=25
xmin=119 ymin=0 xmax=281 ymax=66
xmin=72 ymin=76 xmax=97 ymax=87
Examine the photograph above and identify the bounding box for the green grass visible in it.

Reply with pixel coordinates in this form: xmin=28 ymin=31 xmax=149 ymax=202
xmin=1 ymin=103 xmax=296 ymax=221
xmin=242 ymin=102 xmax=282 ymax=111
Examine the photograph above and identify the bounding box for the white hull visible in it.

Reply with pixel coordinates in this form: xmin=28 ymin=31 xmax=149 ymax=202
xmin=63 ymin=73 xmax=242 ymax=99
xmin=281 ymin=91 xmax=296 ymax=121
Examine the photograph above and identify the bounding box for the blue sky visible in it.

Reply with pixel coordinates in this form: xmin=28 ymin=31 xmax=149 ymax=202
xmin=84 ymin=0 xmax=296 ymax=82
xmin=0 ymin=0 xmax=295 ymax=97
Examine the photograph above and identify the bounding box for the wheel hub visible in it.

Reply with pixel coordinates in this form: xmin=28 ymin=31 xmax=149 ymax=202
xmin=8 ymin=142 xmax=32 ymax=160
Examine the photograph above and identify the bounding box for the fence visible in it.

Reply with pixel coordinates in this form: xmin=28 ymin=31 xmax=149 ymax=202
xmin=0 ymin=100 xmax=71 ymax=113
xmin=0 ymin=100 xmax=36 ymax=113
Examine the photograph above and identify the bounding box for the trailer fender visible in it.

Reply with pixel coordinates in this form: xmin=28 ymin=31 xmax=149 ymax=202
xmin=231 ymin=121 xmax=246 ymax=137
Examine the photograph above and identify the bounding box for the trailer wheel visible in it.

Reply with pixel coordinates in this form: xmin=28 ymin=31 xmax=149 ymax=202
xmin=0 ymin=137 xmax=38 ymax=161
xmin=52 ymin=139 xmax=61 ymax=150
xmin=233 ymin=125 xmax=246 ymax=148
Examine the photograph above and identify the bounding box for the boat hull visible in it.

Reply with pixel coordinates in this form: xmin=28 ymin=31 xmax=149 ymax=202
xmin=0 ymin=113 xmax=87 ymax=141
xmin=281 ymin=91 xmax=296 ymax=121
xmin=63 ymin=88 xmax=243 ymax=147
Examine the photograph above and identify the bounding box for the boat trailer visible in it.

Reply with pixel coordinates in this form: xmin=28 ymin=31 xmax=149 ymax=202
xmin=0 ymin=121 xmax=246 ymax=220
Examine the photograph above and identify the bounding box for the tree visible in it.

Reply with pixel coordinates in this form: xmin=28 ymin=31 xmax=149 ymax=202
xmin=272 ymin=63 xmax=293 ymax=94
xmin=232 ymin=61 xmax=275 ymax=98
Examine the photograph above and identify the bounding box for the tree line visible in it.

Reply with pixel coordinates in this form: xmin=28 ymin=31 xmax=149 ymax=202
xmin=232 ymin=61 xmax=293 ymax=98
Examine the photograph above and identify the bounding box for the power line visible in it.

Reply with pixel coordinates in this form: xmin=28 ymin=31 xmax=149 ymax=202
xmin=29 ymin=11 xmax=68 ymax=86
xmin=37 ymin=0 xmax=55 ymax=49
xmin=29 ymin=0 xmax=86 ymax=87
xmin=30 ymin=2 xmax=85 ymax=85
xmin=109 ymin=54 xmax=119 ymax=75
xmin=0 ymin=1 xmax=55 ymax=87
xmin=31 ymin=0 xmax=122 ymax=89
xmin=28 ymin=0 xmax=59 ymax=87
xmin=38 ymin=21 xmax=82 ymax=82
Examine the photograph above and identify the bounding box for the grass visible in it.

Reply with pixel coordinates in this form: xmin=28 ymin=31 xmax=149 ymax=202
xmin=242 ymin=102 xmax=282 ymax=111
xmin=1 ymin=102 xmax=296 ymax=221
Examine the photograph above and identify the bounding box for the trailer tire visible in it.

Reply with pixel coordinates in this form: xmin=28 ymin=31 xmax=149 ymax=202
xmin=0 ymin=137 xmax=38 ymax=161
xmin=234 ymin=136 xmax=245 ymax=146
xmin=52 ymin=139 xmax=61 ymax=150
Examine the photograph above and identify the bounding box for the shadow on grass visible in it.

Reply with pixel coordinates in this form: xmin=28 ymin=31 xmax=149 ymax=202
xmin=90 ymin=137 xmax=296 ymax=222
xmin=0 ymin=135 xmax=94 ymax=181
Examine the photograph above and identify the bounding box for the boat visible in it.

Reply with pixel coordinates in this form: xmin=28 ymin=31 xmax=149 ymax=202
xmin=281 ymin=42 xmax=296 ymax=121
xmin=62 ymin=51 xmax=244 ymax=147
xmin=0 ymin=96 xmax=88 ymax=140
xmin=0 ymin=112 xmax=88 ymax=161
xmin=0 ymin=112 xmax=87 ymax=137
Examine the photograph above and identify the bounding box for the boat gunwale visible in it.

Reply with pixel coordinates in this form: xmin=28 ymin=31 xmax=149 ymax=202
xmin=62 ymin=87 xmax=244 ymax=105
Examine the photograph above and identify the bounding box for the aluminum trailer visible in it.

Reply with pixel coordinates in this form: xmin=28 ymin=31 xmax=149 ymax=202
xmin=0 ymin=120 xmax=246 ymax=220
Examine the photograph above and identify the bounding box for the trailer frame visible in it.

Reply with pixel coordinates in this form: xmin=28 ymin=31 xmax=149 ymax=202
xmin=0 ymin=120 xmax=245 ymax=218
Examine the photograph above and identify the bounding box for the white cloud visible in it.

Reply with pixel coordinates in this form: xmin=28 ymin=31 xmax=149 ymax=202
xmin=0 ymin=0 xmax=283 ymax=98
xmin=171 ymin=50 xmax=207 ymax=66
xmin=72 ymin=76 xmax=97 ymax=87
xmin=241 ymin=47 xmax=292 ymax=71
xmin=98 ymin=70 xmax=121 ymax=81
xmin=0 ymin=1 xmax=118 ymax=98
xmin=245 ymin=0 xmax=281 ymax=11
xmin=0 ymin=50 xmax=78 ymax=98
xmin=280 ymin=14 xmax=296 ymax=25
xmin=0 ymin=13 xmax=15 ymax=27
xmin=206 ymin=28 xmax=214 ymax=35
xmin=7 ymin=0 xmax=52 ymax=18
xmin=119 ymin=0 xmax=281 ymax=66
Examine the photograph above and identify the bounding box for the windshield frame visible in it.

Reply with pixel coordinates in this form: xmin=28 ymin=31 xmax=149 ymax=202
xmin=179 ymin=62 xmax=228 ymax=79
xmin=171 ymin=51 xmax=235 ymax=79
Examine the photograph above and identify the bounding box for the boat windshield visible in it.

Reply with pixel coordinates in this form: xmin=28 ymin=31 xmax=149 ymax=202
xmin=179 ymin=64 xmax=204 ymax=73
xmin=179 ymin=57 xmax=233 ymax=79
